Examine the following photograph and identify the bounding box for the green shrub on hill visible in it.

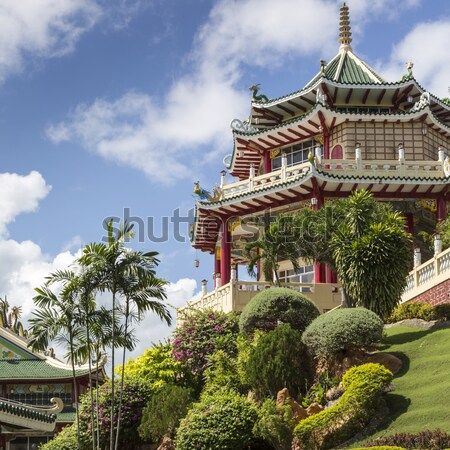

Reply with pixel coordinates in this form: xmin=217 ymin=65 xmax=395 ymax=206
xmin=246 ymin=324 xmax=307 ymax=399
xmin=176 ymin=390 xmax=258 ymax=450
xmin=239 ymin=287 xmax=320 ymax=335
xmin=293 ymin=363 xmax=393 ymax=450
xmin=387 ymin=302 xmax=436 ymax=323
xmin=434 ymin=303 xmax=450 ymax=321
xmin=302 ymin=307 xmax=384 ymax=358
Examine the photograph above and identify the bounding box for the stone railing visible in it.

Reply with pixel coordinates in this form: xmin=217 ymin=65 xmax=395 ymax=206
xmin=402 ymin=246 xmax=450 ymax=303
xmin=222 ymin=163 xmax=310 ymax=199
xmin=220 ymin=155 xmax=446 ymax=201
xmin=177 ymin=280 xmax=342 ymax=323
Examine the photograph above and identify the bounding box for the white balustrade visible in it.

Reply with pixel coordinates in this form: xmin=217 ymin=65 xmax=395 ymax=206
xmin=402 ymin=246 xmax=450 ymax=302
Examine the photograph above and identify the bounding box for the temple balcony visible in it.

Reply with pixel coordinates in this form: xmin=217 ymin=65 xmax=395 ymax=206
xmin=177 ymin=278 xmax=342 ymax=322
xmin=219 ymin=148 xmax=448 ymax=203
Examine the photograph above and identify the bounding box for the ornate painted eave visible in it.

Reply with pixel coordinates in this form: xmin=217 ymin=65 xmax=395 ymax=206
xmin=192 ymin=162 xmax=450 ymax=253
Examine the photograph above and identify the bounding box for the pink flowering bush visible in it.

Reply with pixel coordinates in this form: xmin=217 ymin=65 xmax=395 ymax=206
xmin=172 ymin=309 xmax=239 ymax=382
xmin=78 ymin=377 xmax=152 ymax=449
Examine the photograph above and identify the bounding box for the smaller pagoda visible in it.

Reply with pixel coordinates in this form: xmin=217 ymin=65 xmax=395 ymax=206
xmin=0 ymin=300 xmax=106 ymax=450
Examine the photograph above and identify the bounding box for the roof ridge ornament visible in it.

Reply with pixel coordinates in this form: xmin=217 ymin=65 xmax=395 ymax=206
xmin=339 ymin=2 xmax=353 ymax=51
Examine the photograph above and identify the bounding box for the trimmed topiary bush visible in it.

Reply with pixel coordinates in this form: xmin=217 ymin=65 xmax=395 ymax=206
xmin=293 ymin=363 xmax=393 ymax=450
xmin=246 ymin=324 xmax=307 ymax=399
xmin=302 ymin=307 xmax=384 ymax=358
xmin=176 ymin=390 xmax=258 ymax=450
xmin=365 ymin=429 xmax=450 ymax=449
xmin=239 ymin=287 xmax=320 ymax=335
xmin=387 ymin=302 xmax=436 ymax=323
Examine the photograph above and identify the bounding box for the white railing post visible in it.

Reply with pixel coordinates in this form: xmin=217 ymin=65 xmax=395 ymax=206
xmin=414 ymin=248 xmax=422 ymax=268
xmin=201 ymin=279 xmax=208 ymax=296
xmin=216 ymin=273 xmax=221 ymax=288
xmin=438 ymin=147 xmax=445 ymax=163
xmin=281 ymin=153 xmax=287 ymax=182
xmin=315 ymin=145 xmax=322 ymax=165
xmin=355 ymin=143 xmax=362 ymax=171
xmin=249 ymin=165 xmax=255 ymax=190
xmin=220 ymin=170 xmax=227 ymax=188
xmin=398 ymin=143 xmax=405 ymax=176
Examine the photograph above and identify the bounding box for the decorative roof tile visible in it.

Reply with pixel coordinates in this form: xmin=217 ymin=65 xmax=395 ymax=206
xmin=0 ymin=359 xmax=90 ymax=380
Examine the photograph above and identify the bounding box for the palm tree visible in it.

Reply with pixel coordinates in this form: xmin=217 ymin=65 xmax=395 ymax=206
xmin=245 ymin=213 xmax=300 ymax=286
xmin=330 ymin=190 xmax=412 ymax=318
xmin=28 ymin=271 xmax=84 ymax=449
xmin=78 ymin=220 xmax=133 ymax=450
xmin=114 ymin=251 xmax=170 ymax=450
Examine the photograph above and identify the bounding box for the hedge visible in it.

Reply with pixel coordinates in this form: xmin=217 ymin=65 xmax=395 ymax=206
xmin=239 ymin=287 xmax=320 ymax=335
xmin=293 ymin=363 xmax=393 ymax=450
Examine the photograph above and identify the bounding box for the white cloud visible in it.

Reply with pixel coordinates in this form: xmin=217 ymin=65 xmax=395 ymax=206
xmin=46 ymin=0 xmax=426 ymax=183
xmin=379 ymin=20 xmax=450 ymax=97
xmin=45 ymin=0 xmax=341 ymax=183
xmin=0 ymin=0 xmax=102 ymax=82
xmin=0 ymin=171 xmax=51 ymax=237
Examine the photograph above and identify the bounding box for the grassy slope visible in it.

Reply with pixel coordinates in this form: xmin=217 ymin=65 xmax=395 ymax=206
xmin=353 ymin=325 xmax=450 ymax=446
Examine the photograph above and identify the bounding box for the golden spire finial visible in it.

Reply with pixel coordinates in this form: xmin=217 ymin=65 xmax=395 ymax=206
xmin=339 ymin=2 xmax=352 ymax=50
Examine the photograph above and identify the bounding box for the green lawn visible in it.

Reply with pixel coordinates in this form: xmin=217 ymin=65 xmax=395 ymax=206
xmin=352 ymin=325 xmax=450 ymax=446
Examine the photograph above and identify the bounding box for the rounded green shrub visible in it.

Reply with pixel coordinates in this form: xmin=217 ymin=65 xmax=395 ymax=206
xmin=239 ymin=287 xmax=320 ymax=335
xmin=246 ymin=324 xmax=306 ymax=399
xmin=176 ymin=391 xmax=258 ymax=450
xmin=387 ymin=302 xmax=436 ymax=323
xmin=293 ymin=363 xmax=393 ymax=449
xmin=434 ymin=303 xmax=450 ymax=321
xmin=302 ymin=307 xmax=384 ymax=358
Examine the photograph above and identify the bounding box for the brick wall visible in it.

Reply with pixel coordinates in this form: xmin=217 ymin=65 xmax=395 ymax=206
xmin=407 ymin=279 xmax=450 ymax=305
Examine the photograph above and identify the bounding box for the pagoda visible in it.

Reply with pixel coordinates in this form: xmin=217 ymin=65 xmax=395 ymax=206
xmin=0 ymin=302 xmax=106 ymax=450
xmin=186 ymin=3 xmax=450 ymax=315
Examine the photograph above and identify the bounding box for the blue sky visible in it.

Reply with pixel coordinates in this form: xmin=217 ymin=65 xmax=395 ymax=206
xmin=1 ymin=0 xmax=449 ymax=359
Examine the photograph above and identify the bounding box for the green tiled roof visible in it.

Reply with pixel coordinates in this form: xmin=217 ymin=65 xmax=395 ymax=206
xmin=57 ymin=409 xmax=76 ymax=422
xmin=339 ymin=53 xmax=374 ymax=84
xmin=0 ymin=399 xmax=57 ymax=423
xmin=0 ymin=359 xmax=89 ymax=380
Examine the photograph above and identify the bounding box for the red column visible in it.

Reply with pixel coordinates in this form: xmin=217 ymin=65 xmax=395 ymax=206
xmin=312 ymin=195 xmax=325 ymax=283
xmin=437 ymin=194 xmax=447 ymax=222
xmin=214 ymin=249 xmax=220 ymax=288
xmin=263 ymin=151 xmax=271 ymax=174
xmin=220 ymin=220 xmax=231 ymax=285
xmin=404 ymin=212 xmax=414 ymax=234
xmin=323 ymin=132 xmax=330 ymax=159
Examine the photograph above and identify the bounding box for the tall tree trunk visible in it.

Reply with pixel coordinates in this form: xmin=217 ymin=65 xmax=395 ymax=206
xmin=114 ymin=299 xmax=129 ymax=450
xmin=70 ymin=333 xmax=81 ymax=450
xmin=110 ymin=287 xmax=116 ymax=450
xmin=86 ymin=323 xmax=95 ymax=450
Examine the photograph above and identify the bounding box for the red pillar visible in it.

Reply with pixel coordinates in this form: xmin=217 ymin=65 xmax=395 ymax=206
xmin=214 ymin=249 xmax=220 ymax=288
xmin=220 ymin=220 xmax=231 ymax=285
xmin=437 ymin=194 xmax=447 ymax=222
xmin=404 ymin=212 xmax=414 ymax=234
xmin=263 ymin=151 xmax=271 ymax=174
xmin=312 ymin=193 xmax=325 ymax=283
xmin=323 ymin=132 xmax=330 ymax=159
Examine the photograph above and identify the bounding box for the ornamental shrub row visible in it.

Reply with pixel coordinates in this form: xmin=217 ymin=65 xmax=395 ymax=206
xmin=387 ymin=302 xmax=450 ymax=323
xmin=293 ymin=363 xmax=393 ymax=450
